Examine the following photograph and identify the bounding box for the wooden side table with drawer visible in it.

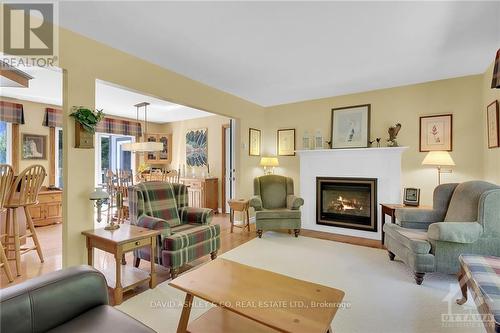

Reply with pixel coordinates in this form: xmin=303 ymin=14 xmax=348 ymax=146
xmin=82 ymin=224 xmax=160 ymax=305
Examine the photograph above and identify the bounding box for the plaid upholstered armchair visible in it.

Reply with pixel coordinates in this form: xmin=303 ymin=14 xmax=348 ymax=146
xmin=129 ymin=182 xmax=220 ymax=279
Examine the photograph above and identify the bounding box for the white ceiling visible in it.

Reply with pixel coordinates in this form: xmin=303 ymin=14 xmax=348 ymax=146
xmin=58 ymin=1 xmax=500 ymax=106
xmin=0 ymin=65 xmax=212 ymax=123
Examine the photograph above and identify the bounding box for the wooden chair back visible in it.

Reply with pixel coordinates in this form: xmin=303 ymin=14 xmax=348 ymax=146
xmin=165 ymin=169 xmax=180 ymax=183
xmin=0 ymin=164 xmax=14 ymax=212
xmin=7 ymin=165 xmax=46 ymax=208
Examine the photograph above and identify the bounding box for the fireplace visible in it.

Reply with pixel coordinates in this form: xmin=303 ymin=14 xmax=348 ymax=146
xmin=316 ymin=177 xmax=377 ymax=232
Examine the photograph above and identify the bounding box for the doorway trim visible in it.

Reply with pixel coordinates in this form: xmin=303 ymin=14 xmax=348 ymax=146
xmin=221 ymin=123 xmax=230 ymax=214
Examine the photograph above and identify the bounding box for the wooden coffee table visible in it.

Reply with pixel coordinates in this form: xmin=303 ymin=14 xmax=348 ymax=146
xmin=82 ymin=224 xmax=160 ymax=305
xmin=170 ymin=258 xmax=345 ymax=333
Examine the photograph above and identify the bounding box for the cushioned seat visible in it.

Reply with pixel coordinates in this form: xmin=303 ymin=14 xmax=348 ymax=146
xmin=129 ymin=181 xmax=220 ymax=279
xmin=164 ymin=224 xmax=220 ymax=250
xmin=385 ymin=181 xmax=500 ymax=285
xmin=48 ymin=305 xmax=153 ymax=333
xmin=383 ymin=223 xmax=431 ymax=254
xmin=249 ymin=175 xmax=304 ymax=238
xmin=255 ymin=209 xmax=301 ymax=220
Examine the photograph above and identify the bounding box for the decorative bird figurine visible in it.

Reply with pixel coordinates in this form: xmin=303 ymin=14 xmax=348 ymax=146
xmin=387 ymin=123 xmax=402 ymax=147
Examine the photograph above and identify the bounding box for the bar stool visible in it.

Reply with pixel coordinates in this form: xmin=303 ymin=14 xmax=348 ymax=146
xmin=4 ymin=165 xmax=46 ymax=276
xmin=0 ymin=164 xmax=14 ymax=282
xmin=228 ymin=199 xmax=251 ymax=233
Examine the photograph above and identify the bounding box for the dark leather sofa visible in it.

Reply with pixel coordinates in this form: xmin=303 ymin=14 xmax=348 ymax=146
xmin=0 ymin=265 xmax=154 ymax=333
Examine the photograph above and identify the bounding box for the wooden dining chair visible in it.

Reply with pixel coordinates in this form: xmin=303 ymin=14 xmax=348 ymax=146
xmin=4 ymin=165 xmax=46 ymax=275
xmin=0 ymin=164 xmax=14 ymax=282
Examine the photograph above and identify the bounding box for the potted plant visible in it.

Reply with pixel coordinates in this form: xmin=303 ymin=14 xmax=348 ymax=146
xmin=70 ymin=106 xmax=104 ymax=148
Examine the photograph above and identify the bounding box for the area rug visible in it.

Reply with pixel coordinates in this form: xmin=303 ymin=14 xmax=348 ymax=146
xmin=117 ymin=232 xmax=483 ymax=333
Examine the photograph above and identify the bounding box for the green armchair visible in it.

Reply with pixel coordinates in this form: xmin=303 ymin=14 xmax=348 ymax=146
xmin=249 ymin=175 xmax=304 ymax=238
xmin=383 ymin=181 xmax=500 ymax=285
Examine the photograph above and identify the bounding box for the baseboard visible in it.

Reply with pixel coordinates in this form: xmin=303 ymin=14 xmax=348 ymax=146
xmin=300 ymin=228 xmax=383 ymax=249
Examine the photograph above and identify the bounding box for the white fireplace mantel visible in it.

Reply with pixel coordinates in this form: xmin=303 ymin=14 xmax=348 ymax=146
xmin=297 ymin=147 xmax=408 ymax=240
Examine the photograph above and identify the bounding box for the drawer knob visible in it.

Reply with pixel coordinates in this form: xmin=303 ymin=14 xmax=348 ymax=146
xmin=135 ymin=241 xmax=140 ymax=246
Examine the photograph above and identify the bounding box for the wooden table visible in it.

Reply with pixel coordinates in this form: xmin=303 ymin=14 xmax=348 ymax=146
xmin=170 ymin=258 xmax=345 ymax=333
xmin=380 ymin=203 xmax=431 ymax=245
xmin=228 ymin=199 xmax=250 ymax=233
xmin=82 ymin=224 xmax=160 ymax=305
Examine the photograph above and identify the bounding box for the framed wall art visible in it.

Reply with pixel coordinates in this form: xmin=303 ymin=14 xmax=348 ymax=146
xmin=22 ymin=133 xmax=47 ymax=160
xmin=487 ymin=100 xmax=499 ymax=148
xmin=249 ymin=128 xmax=261 ymax=156
xmin=331 ymin=104 xmax=370 ymax=149
xmin=277 ymin=128 xmax=295 ymax=156
xmin=186 ymin=128 xmax=208 ymax=166
xmin=419 ymin=114 xmax=453 ymax=152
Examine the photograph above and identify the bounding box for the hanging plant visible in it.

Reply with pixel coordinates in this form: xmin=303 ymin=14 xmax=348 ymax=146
xmin=70 ymin=106 xmax=104 ymax=133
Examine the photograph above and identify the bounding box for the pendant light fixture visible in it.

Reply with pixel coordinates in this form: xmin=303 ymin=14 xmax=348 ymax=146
xmin=122 ymin=102 xmax=163 ymax=152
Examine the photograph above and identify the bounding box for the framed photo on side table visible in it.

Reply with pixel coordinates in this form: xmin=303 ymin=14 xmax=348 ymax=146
xmin=487 ymin=100 xmax=499 ymax=148
xmin=249 ymin=128 xmax=261 ymax=156
xmin=277 ymin=129 xmax=295 ymax=156
xmin=419 ymin=114 xmax=453 ymax=152
xmin=403 ymin=188 xmax=420 ymax=206
xmin=331 ymin=104 xmax=371 ymax=149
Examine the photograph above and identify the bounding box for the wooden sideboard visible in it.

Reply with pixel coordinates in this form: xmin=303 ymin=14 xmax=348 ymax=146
xmin=30 ymin=188 xmax=63 ymax=227
xmin=180 ymin=177 xmax=218 ymax=213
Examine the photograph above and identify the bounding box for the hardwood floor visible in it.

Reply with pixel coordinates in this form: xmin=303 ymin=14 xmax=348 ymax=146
xmin=1 ymin=214 xmax=383 ymax=302
xmin=0 ymin=214 xmax=257 ymax=297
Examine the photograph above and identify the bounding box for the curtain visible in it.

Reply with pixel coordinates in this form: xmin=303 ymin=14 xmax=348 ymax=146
xmin=95 ymin=117 xmax=142 ymax=137
xmin=492 ymin=48 xmax=500 ymax=89
xmin=43 ymin=108 xmax=63 ymax=127
xmin=0 ymin=101 xmax=25 ymax=124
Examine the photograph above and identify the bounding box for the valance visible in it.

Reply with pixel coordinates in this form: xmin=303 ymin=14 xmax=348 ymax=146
xmin=492 ymin=48 xmax=499 ymax=89
xmin=96 ymin=117 xmax=142 ymax=137
xmin=43 ymin=108 xmax=63 ymax=128
xmin=0 ymin=101 xmax=25 ymax=124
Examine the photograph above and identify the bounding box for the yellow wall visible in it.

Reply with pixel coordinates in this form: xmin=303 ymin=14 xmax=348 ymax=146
xmin=56 ymin=26 xmax=264 ymax=266
xmin=161 ymin=115 xmax=231 ymax=209
xmin=0 ymin=96 xmax=60 ymax=186
xmin=264 ymin=75 xmax=484 ymax=205
xmin=482 ymin=61 xmax=500 ymax=183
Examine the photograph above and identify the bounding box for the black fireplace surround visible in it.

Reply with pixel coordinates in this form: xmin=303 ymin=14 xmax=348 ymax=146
xmin=316 ymin=177 xmax=377 ymax=232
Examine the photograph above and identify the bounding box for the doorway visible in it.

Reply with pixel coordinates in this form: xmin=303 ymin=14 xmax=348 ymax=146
xmin=221 ymin=120 xmax=236 ymax=213
xmin=95 ymin=133 xmax=135 ymax=186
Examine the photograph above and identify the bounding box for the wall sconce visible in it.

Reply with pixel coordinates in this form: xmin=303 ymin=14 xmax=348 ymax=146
xmin=260 ymin=157 xmax=279 ymax=175
xmin=422 ymin=151 xmax=455 ymax=185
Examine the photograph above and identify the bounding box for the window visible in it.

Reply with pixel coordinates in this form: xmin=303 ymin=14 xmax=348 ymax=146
xmin=95 ymin=133 xmax=135 ymax=185
xmin=55 ymin=127 xmax=63 ymax=188
xmin=0 ymin=121 xmax=12 ymax=164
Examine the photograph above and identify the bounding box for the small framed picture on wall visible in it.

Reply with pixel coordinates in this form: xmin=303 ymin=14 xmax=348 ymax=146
xmin=277 ymin=129 xmax=295 ymax=156
xmin=249 ymin=128 xmax=261 ymax=156
xmin=22 ymin=134 xmax=47 ymax=160
xmin=419 ymin=114 xmax=453 ymax=152
xmin=487 ymin=100 xmax=499 ymax=148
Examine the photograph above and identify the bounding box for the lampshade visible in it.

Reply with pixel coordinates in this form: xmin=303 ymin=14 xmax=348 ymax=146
xmin=422 ymin=151 xmax=455 ymax=166
xmin=260 ymin=157 xmax=279 ymax=167
xmin=89 ymin=186 xmax=109 ymax=200
xmin=122 ymin=141 xmax=163 ymax=152
xmin=121 ymin=102 xmax=164 ymax=153
xmin=492 ymin=48 xmax=500 ymax=89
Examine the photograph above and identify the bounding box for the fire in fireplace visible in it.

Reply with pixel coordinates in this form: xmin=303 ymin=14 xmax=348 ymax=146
xmin=316 ymin=177 xmax=377 ymax=232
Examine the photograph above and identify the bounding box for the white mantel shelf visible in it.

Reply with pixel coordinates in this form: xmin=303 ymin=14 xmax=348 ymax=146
xmin=298 ymin=146 xmax=408 ymax=241
xmin=296 ymin=147 xmax=409 ymax=154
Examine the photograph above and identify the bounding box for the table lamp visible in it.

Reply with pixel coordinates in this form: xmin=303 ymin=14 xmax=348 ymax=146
xmin=89 ymin=186 xmax=115 ymax=229
xmin=260 ymin=157 xmax=279 ymax=175
xmin=422 ymin=151 xmax=455 ymax=185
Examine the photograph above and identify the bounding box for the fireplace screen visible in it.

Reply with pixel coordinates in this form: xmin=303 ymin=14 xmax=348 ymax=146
xmin=317 ymin=177 xmax=377 ymax=232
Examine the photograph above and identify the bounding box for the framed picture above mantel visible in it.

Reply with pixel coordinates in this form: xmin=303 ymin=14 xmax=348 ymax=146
xmin=487 ymin=100 xmax=499 ymax=149
xmin=331 ymin=104 xmax=371 ymax=149
xmin=419 ymin=114 xmax=453 ymax=152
